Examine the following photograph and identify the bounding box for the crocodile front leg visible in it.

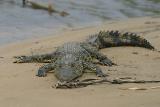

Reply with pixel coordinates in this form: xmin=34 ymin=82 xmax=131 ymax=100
xmin=83 ymin=62 xmax=107 ymax=77
xmin=37 ymin=63 xmax=55 ymax=77
xmin=14 ymin=53 xmax=54 ymax=63
xmin=82 ymin=43 xmax=115 ymax=66
xmin=95 ymin=52 xmax=116 ymax=66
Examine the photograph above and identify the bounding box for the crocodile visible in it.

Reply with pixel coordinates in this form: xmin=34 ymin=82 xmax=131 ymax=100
xmin=14 ymin=30 xmax=155 ymax=88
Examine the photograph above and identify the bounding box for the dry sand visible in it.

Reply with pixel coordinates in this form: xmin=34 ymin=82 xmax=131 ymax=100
xmin=0 ymin=16 xmax=160 ymax=107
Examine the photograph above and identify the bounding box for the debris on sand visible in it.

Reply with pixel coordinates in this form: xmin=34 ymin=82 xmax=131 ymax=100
xmin=23 ymin=0 xmax=69 ymax=16
xmin=119 ymin=86 xmax=160 ymax=91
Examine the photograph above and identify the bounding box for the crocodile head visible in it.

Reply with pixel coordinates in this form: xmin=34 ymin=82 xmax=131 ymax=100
xmin=54 ymin=55 xmax=83 ymax=82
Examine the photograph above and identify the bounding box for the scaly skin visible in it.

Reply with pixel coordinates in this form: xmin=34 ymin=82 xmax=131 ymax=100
xmin=87 ymin=30 xmax=154 ymax=50
xmin=14 ymin=30 xmax=155 ymax=87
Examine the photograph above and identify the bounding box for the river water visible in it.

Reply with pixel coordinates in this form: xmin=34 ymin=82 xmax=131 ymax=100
xmin=0 ymin=0 xmax=160 ymax=45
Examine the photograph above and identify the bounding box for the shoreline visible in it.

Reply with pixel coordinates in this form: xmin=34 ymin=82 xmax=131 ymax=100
xmin=1 ymin=16 xmax=160 ymax=57
xmin=0 ymin=16 xmax=159 ymax=47
xmin=0 ymin=16 xmax=160 ymax=107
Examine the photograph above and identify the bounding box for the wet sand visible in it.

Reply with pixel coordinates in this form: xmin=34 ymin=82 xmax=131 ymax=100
xmin=0 ymin=17 xmax=160 ymax=107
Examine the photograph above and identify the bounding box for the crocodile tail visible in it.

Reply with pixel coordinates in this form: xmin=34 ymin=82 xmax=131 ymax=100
xmin=98 ymin=30 xmax=155 ymax=50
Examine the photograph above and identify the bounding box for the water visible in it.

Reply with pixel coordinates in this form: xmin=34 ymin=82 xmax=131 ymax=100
xmin=0 ymin=0 xmax=160 ymax=45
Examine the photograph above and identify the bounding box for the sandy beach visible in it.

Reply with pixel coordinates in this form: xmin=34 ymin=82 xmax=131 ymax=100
xmin=0 ymin=16 xmax=160 ymax=107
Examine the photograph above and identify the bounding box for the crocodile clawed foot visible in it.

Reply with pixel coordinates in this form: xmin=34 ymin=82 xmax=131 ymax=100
xmin=13 ymin=59 xmax=24 ymax=63
xmin=36 ymin=69 xmax=47 ymax=77
xmin=13 ymin=56 xmax=28 ymax=63
xmin=100 ymin=59 xmax=116 ymax=66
